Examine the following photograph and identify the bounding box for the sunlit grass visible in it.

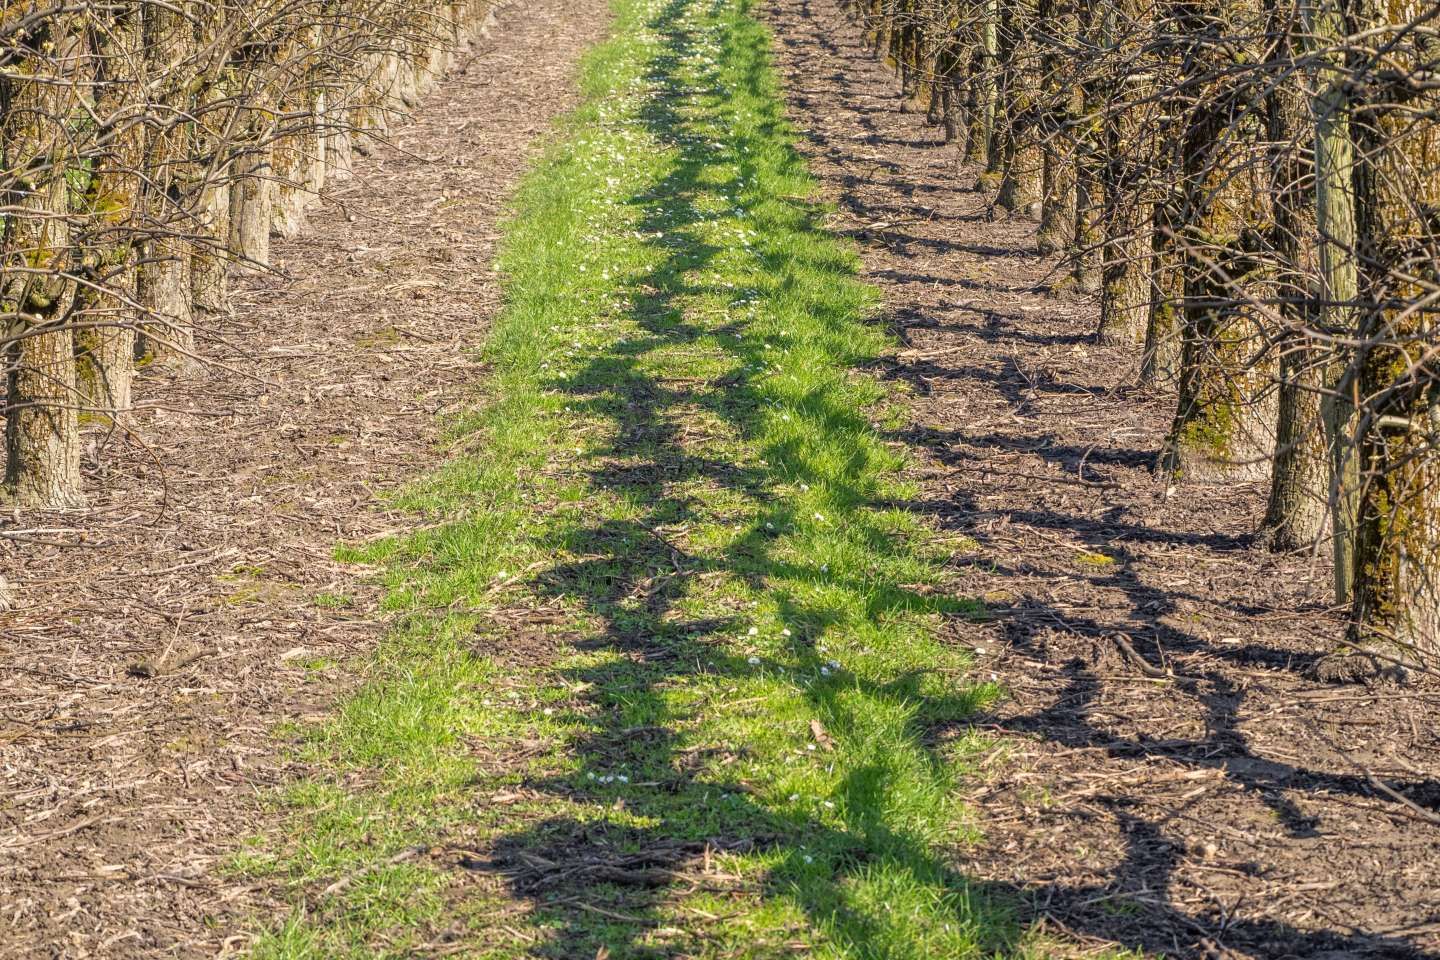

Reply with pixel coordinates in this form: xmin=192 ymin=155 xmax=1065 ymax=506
xmin=244 ymin=0 xmax=1026 ymax=955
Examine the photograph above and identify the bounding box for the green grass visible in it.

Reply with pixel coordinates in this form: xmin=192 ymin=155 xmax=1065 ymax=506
xmin=240 ymin=0 xmax=1059 ymax=955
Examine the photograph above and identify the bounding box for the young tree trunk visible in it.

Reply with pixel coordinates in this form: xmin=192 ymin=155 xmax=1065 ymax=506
xmin=993 ymin=0 xmax=1043 ymax=216
xmin=1259 ymin=1 xmax=1328 ymax=550
xmin=1317 ymin=0 xmax=1440 ymax=680
xmin=1300 ymin=0 xmax=1362 ymax=606
xmin=137 ymin=2 xmax=196 ymax=364
xmin=1035 ymin=0 xmax=1077 ymax=254
xmin=1158 ymin=0 xmax=1276 ymax=482
xmin=1069 ymin=0 xmax=1104 ymax=296
xmin=1 ymin=21 xmax=86 ymax=506
xmin=74 ymin=6 xmax=145 ymax=418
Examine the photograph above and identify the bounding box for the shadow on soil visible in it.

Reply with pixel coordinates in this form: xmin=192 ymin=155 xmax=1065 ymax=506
xmin=760 ymin=1 xmax=1440 ymax=959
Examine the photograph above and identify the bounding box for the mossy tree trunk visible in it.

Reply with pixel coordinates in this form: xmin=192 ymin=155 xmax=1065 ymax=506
xmin=1318 ymin=0 xmax=1440 ymax=680
xmin=74 ymin=5 xmax=145 ymax=418
xmin=1095 ymin=0 xmax=1153 ymax=340
xmin=968 ymin=0 xmax=1000 ymax=175
xmin=1 ymin=19 xmax=86 ymax=506
xmin=993 ymin=0 xmax=1042 ymax=215
xmin=1159 ymin=0 xmax=1277 ymax=483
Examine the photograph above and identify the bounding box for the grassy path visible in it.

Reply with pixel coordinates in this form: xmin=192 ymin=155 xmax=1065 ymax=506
xmin=249 ymin=0 xmax=1015 ymax=955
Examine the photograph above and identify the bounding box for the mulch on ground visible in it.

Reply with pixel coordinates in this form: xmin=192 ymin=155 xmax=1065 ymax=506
xmin=761 ymin=2 xmax=1440 ymax=957
xmin=0 ymin=2 xmax=611 ymax=955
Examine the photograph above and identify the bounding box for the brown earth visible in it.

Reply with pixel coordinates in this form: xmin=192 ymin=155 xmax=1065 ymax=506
xmin=7 ymin=0 xmax=1440 ymax=956
xmin=761 ymin=1 xmax=1440 ymax=957
xmin=0 ymin=1 xmax=611 ymax=955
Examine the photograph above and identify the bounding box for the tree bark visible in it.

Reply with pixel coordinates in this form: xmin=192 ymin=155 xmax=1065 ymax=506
xmin=1158 ymin=0 xmax=1277 ymax=483
xmin=74 ymin=5 xmax=145 ymax=419
xmin=136 ymin=1 xmax=196 ymax=364
xmin=1035 ymin=0 xmax=1077 ymax=254
xmin=1 ymin=19 xmax=86 ymax=506
xmin=1317 ymin=0 xmax=1440 ymax=680
xmin=1259 ymin=0 xmax=1328 ymax=550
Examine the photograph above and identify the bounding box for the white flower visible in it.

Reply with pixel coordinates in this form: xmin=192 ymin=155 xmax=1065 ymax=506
xmin=822 ymin=800 xmax=834 ymax=809
xmin=747 ymin=627 xmax=758 ymax=636
xmin=781 ymin=628 xmax=792 ymax=637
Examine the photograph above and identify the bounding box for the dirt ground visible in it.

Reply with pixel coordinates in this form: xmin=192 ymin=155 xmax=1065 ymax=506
xmin=0 ymin=2 xmax=611 ymax=955
xmin=761 ymin=1 xmax=1440 ymax=957
xmin=6 ymin=0 xmax=1439 ymax=956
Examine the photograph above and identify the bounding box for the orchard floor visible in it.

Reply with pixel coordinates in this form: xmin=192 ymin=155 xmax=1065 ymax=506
xmin=0 ymin=1 xmax=611 ymax=955
xmin=762 ymin=0 xmax=1440 ymax=957
xmin=3 ymin=0 xmax=1439 ymax=956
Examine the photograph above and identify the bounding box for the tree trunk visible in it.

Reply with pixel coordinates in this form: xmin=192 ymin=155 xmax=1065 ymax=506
xmin=1 ymin=20 xmax=86 ymax=506
xmin=1158 ymin=0 xmax=1276 ymax=483
xmin=970 ymin=0 xmax=1001 ymax=180
xmin=993 ymin=0 xmax=1042 ymax=215
xmin=1095 ymin=0 xmax=1153 ymax=341
xmin=191 ymin=10 xmax=238 ymax=320
xmin=1259 ymin=0 xmax=1328 ymax=550
xmin=1317 ymin=0 xmax=1440 ymax=680
xmin=229 ymin=134 xmax=275 ymax=268
xmin=137 ymin=2 xmax=196 ymax=364
xmin=74 ymin=6 xmax=144 ymax=419
xmin=1035 ymin=0 xmax=1077 ymax=254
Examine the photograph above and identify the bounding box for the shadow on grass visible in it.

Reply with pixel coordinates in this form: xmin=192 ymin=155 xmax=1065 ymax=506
xmin=467 ymin=2 xmax=1440 ymax=959
xmin=471 ymin=0 xmax=1016 ymax=956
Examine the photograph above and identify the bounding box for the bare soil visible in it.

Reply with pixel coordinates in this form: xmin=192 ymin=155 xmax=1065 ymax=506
xmin=0 ymin=2 xmax=610 ymax=955
xmin=761 ymin=1 xmax=1440 ymax=957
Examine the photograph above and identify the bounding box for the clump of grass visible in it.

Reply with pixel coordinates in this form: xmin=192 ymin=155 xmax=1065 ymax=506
xmin=245 ymin=0 xmax=1017 ymax=956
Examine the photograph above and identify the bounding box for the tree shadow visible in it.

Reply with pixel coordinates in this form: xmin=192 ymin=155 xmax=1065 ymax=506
xmin=758 ymin=0 xmax=1440 ymax=957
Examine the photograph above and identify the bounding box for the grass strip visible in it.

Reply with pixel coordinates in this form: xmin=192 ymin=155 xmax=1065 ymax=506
xmin=243 ymin=0 xmax=1039 ymax=955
